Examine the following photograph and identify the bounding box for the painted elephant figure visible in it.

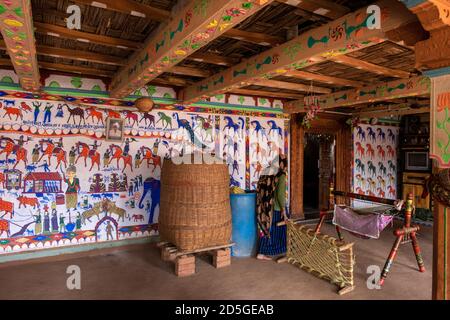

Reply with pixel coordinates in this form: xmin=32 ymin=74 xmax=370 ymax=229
xmin=138 ymin=178 xmax=161 ymax=224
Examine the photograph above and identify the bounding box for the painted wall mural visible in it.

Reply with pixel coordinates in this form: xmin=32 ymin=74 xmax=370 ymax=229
xmin=430 ymin=74 xmax=450 ymax=168
xmin=0 ymin=96 xmax=288 ymax=254
xmin=353 ymin=123 xmax=399 ymax=204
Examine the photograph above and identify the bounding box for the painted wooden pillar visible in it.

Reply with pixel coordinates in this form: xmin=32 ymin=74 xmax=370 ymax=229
xmin=336 ymin=125 xmax=352 ymax=205
xmin=318 ymin=138 xmax=333 ymax=210
xmin=289 ymin=114 xmax=304 ymax=219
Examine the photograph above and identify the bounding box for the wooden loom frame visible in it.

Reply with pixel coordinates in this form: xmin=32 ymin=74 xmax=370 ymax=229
xmin=314 ymin=184 xmax=426 ymax=286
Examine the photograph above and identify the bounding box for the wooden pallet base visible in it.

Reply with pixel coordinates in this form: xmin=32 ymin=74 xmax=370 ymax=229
xmin=158 ymin=242 xmax=234 ymax=277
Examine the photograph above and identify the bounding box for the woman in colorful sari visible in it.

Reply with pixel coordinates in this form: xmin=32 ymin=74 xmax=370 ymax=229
xmin=256 ymin=155 xmax=288 ymax=260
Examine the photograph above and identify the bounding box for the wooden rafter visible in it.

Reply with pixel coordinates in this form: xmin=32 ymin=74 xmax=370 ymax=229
xmin=34 ymin=22 xmax=141 ymax=50
xmin=284 ymin=76 xmax=430 ymax=113
xmin=252 ymin=79 xmax=331 ymax=93
xmin=170 ymin=66 xmax=211 ymax=78
xmin=38 ymin=61 xmax=115 ymax=78
xmin=109 ymin=0 xmax=273 ymax=98
xmin=222 ymin=28 xmax=284 ymax=46
xmin=328 ymin=55 xmax=411 ymax=78
xmin=277 ymin=0 xmax=350 ymax=20
xmin=230 ymin=88 xmax=304 ymax=99
xmin=72 ymin=0 xmax=171 ymax=22
xmin=186 ymin=52 xmax=240 ymax=66
xmin=356 ymin=106 xmax=430 ymax=118
xmin=150 ymin=76 xmax=191 ymax=87
xmin=0 ymin=0 xmax=40 ymax=90
xmin=181 ymin=0 xmax=417 ymax=104
xmin=283 ymin=70 xmax=363 ymax=87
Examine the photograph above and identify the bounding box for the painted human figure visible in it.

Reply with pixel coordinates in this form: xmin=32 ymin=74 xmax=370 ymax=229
xmin=43 ymin=212 xmax=50 ymax=234
xmin=134 ymin=178 xmax=139 ymax=193
xmin=64 ymin=166 xmax=80 ymax=214
xmin=153 ymin=139 xmax=160 ymax=155
xmin=56 ymin=104 xmax=64 ymax=118
xmin=90 ymin=140 xmax=100 ymax=152
xmin=59 ymin=215 xmax=66 ymax=233
xmin=34 ymin=210 xmax=42 ymax=235
xmin=43 ymin=103 xmax=53 ymax=124
xmin=135 ymin=150 xmax=141 ymax=168
xmin=145 ymin=200 xmax=151 ymax=216
xmin=33 ymin=102 xmax=41 ymax=123
xmin=103 ymin=149 xmax=110 ymax=168
xmin=56 ymin=137 xmax=63 ymax=149
xmin=76 ymin=213 xmax=82 ymax=230
xmin=138 ymin=174 xmax=143 ymax=187
xmin=32 ymin=144 xmax=40 ymax=164
xmin=106 ymin=221 xmax=114 ymax=240
xmin=39 ymin=160 xmax=50 ymax=172
xmin=128 ymin=180 xmax=134 ymax=196
xmin=14 ymin=135 xmax=26 ymax=149
xmin=122 ymin=173 xmax=128 ymax=186
xmin=51 ymin=210 xmax=58 ymax=233
xmin=69 ymin=146 xmax=76 ymax=166
xmin=123 ymin=138 xmax=130 ymax=156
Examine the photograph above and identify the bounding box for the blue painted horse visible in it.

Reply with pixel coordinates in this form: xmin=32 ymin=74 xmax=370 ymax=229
xmin=223 ymin=116 xmax=244 ymax=137
xmin=267 ymin=120 xmax=282 ymax=136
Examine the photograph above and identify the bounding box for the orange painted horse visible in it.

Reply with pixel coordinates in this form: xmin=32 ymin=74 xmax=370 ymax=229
xmin=140 ymin=146 xmax=161 ymax=172
xmin=75 ymin=141 xmax=101 ymax=171
xmin=86 ymin=107 xmax=104 ymax=125
xmin=106 ymin=110 xmax=121 ymax=119
xmin=38 ymin=139 xmax=67 ymax=170
xmin=0 ymin=136 xmax=28 ymax=169
xmin=109 ymin=144 xmax=133 ymax=173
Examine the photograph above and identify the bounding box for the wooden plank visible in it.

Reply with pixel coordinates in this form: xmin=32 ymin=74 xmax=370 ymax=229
xmin=34 ymin=22 xmax=141 ymax=50
xmin=285 ymin=76 xmax=431 ymax=112
xmin=223 ymin=28 xmax=284 ymax=46
xmin=0 ymin=0 xmax=40 ymax=91
xmin=38 ymin=61 xmax=115 ymax=77
xmin=230 ymin=88 xmax=304 ymax=99
xmin=36 ymin=44 xmax=125 ymax=66
xmin=181 ymin=0 xmax=417 ymax=103
xmin=329 ymin=55 xmax=411 ymax=78
xmin=356 ymin=106 xmax=430 ymax=118
xmin=170 ymin=66 xmax=211 ymax=78
xmin=150 ymin=76 xmax=190 ymax=87
xmin=284 ymin=70 xmax=363 ymax=87
xmin=109 ymin=0 xmax=273 ymax=98
xmin=254 ymin=79 xmax=331 ymax=93
xmin=277 ymin=0 xmax=350 ymax=20
xmin=72 ymin=0 xmax=171 ymax=22
xmin=187 ymin=52 xmax=240 ymax=66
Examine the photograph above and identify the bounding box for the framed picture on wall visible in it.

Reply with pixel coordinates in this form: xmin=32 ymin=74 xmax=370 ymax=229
xmin=105 ymin=117 xmax=125 ymax=142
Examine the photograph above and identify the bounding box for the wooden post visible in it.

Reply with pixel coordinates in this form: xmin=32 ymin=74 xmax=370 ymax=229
xmin=289 ymin=114 xmax=304 ymax=219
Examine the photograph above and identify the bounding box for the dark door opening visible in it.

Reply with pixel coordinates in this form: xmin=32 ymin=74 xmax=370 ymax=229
xmin=303 ymin=133 xmax=320 ymax=217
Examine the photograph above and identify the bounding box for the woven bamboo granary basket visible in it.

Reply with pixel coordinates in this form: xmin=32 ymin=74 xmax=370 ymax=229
xmin=159 ymin=154 xmax=232 ymax=251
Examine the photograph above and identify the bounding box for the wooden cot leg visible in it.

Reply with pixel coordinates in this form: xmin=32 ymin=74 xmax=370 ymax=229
xmin=314 ymin=211 xmax=327 ymax=233
xmin=410 ymin=232 xmax=426 ymax=273
xmin=379 ymin=235 xmax=403 ymax=286
xmin=335 ymin=226 xmax=344 ymax=241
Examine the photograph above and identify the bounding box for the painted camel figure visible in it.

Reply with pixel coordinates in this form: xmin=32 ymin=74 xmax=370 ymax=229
xmin=38 ymin=139 xmax=67 ymax=170
xmin=75 ymin=142 xmax=101 ymax=171
xmin=0 ymin=136 xmax=28 ymax=169
xmin=86 ymin=107 xmax=104 ymax=125
xmin=67 ymin=106 xmax=86 ymax=125
xmin=108 ymin=144 xmax=133 ymax=173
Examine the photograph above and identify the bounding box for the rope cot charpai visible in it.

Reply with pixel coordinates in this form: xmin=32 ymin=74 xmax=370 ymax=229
xmin=286 ymin=220 xmax=355 ymax=294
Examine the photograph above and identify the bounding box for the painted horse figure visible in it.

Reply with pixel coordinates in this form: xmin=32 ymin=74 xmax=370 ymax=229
xmin=109 ymin=144 xmax=133 ymax=173
xmin=267 ymin=120 xmax=282 ymax=136
xmin=139 ymin=112 xmax=155 ymax=128
xmin=196 ymin=115 xmax=214 ymax=142
xmin=224 ymin=116 xmax=244 ymax=137
xmin=0 ymin=136 xmax=28 ymax=169
xmin=123 ymin=110 xmax=138 ymax=127
xmin=75 ymin=142 xmax=101 ymax=171
xmin=86 ymin=106 xmax=104 ymax=125
xmin=38 ymin=139 xmax=67 ymax=169
xmin=140 ymin=146 xmax=161 ymax=173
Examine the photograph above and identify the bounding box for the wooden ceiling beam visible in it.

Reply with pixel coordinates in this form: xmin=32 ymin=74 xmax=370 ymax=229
xmin=181 ymin=0 xmax=417 ymax=103
xmin=36 ymin=44 xmax=125 ymax=66
xmin=252 ymin=79 xmax=331 ymax=93
xmin=72 ymin=0 xmax=171 ymax=22
xmin=277 ymin=0 xmax=350 ymax=20
xmin=328 ymin=55 xmax=411 ymax=78
xmin=150 ymin=76 xmax=190 ymax=87
xmin=222 ymin=28 xmax=284 ymax=46
xmin=170 ymin=66 xmax=211 ymax=78
xmin=38 ymin=61 xmax=115 ymax=77
xmin=230 ymin=88 xmax=304 ymax=100
xmin=109 ymin=0 xmax=274 ymax=98
xmin=285 ymin=76 xmax=430 ymax=113
xmin=0 ymin=0 xmax=40 ymax=91
xmin=283 ymin=70 xmax=364 ymax=87
xmin=356 ymin=106 xmax=430 ymax=118
xmin=186 ymin=52 xmax=240 ymax=66
xmin=34 ymin=22 xmax=141 ymax=50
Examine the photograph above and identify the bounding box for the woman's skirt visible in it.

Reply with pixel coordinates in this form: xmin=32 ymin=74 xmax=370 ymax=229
xmin=258 ymin=210 xmax=287 ymax=256
xmin=66 ymin=193 xmax=78 ymax=209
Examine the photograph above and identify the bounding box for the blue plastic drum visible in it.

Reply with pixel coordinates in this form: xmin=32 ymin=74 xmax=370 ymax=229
xmin=230 ymin=192 xmax=257 ymax=257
